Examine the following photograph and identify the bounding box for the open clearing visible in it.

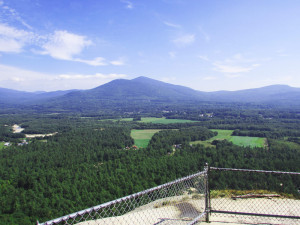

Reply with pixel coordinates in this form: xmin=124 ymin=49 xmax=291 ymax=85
xmin=138 ymin=117 xmax=197 ymax=124
xmin=131 ymin=129 xmax=161 ymax=148
xmin=12 ymin=124 xmax=24 ymax=133
xmin=102 ymin=117 xmax=197 ymax=124
xmin=25 ymin=132 xmax=58 ymax=138
xmin=191 ymin=129 xmax=267 ymax=148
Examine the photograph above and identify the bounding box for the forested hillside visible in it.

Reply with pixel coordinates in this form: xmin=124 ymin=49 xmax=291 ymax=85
xmin=0 ymin=114 xmax=299 ymax=224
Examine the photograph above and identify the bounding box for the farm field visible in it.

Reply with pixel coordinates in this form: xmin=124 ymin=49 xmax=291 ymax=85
xmin=102 ymin=117 xmax=197 ymax=124
xmin=191 ymin=129 xmax=267 ymax=148
xmin=131 ymin=129 xmax=161 ymax=148
xmin=138 ymin=117 xmax=196 ymax=124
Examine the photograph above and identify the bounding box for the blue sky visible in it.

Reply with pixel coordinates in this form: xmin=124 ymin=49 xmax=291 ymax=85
xmin=0 ymin=0 xmax=300 ymax=92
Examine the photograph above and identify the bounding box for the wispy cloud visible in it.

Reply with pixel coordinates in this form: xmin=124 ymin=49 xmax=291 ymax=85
xmin=212 ymin=54 xmax=261 ymax=75
xmin=40 ymin=30 xmax=92 ymax=60
xmin=74 ymin=57 xmax=107 ymax=66
xmin=37 ymin=30 xmax=124 ymax=66
xmin=172 ymin=34 xmax=195 ymax=47
xmin=0 ymin=63 xmax=127 ymax=91
xmin=110 ymin=58 xmax=126 ymax=66
xmin=213 ymin=63 xmax=254 ymax=74
xmin=163 ymin=21 xmax=181 ymax=29
xmin=0 ymin=23 xmax=34 ymax=53
xmin=0 ymin=1 xmax=32 ymax=29
xmin=198 ymin=27 xmax=210 ymax=42
xmin=197 ymin=55 xmax=209 ymax=61
xmin=203 ymin=76 xmax=216 ymax=80
xmin=121 ymin=0 xmax=133 ymax=9
xmin=0 ymin=21 xmax=124 ymax=67
xmin=169 ymin=51 xmax=176 ymax=59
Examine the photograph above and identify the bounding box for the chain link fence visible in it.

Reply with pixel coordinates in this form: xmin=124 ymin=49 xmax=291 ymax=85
xmin=209 ymin=167 xmax=300 ymax=225
xmin=37 ymin=171 xmax=207 ymax=225
xmin=38 ymin=166 xmax=300 ymax=225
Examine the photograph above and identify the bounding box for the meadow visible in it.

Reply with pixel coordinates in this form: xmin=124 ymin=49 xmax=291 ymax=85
xmin=137 ymin=117 xmax=196 ymax=124
xmin=131 ymin=129 xmax=161 ymax=148
xmin=191 ymin=129 xmax=267 ymax=148
xmin=103 ymin=117 xmax=196 ymax=124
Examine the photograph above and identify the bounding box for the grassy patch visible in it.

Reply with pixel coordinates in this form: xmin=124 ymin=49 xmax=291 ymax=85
xmin=100 ymin=117 xmax=196 ymax=124
xmin=131 ymin=129 xmax=161 ymax=148
xmin=138 ymin=117 xmax=196 ymax=124
xmin=191 ymin=129 xmax=267 ymax=148
xmin=230 ymin=136 xmax=266 ymax=148
xmin=100 ymin=117 xmax=197 ymax=124
xmin=0 ymin=142 xmax=4 ymax=150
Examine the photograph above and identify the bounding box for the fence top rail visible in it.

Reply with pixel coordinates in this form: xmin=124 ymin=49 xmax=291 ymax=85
xmin=210 ymin=167 xmax=300 ymax=175
xmin=38 ymin=170 xmax=206 ymax=225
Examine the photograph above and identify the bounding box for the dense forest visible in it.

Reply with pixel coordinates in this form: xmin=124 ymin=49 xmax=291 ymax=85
xmin=0 ymin=104 xmax=300 ymax=224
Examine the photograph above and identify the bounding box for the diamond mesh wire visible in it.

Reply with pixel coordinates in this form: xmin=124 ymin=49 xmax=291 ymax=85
xmin=209 ymin=167 xmax=300 ymax=225
xmin=38 ymin=171 xmax=207 ymax=225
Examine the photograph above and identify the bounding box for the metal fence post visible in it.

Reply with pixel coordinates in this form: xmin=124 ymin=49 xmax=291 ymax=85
xmin=204 ymin=163 xmax=210 ymax=223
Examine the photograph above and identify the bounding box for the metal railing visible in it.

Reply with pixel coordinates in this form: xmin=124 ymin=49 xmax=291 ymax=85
xmin=38 ymin=165 xmax=300 ymax=225
xmin=37 ymin=170 xmax=207 ymax=225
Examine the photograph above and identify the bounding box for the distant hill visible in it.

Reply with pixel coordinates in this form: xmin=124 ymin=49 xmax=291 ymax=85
xmin=1 ymin=76 xmax=300 ymax=112
xmin=0 ymin=88 xmax=76 ymax=106
xmin=208 ymin=84 xmax=300 ymax=103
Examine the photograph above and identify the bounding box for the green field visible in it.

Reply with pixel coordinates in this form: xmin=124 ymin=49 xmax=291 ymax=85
xmin=191 ymin=129 xmax=267 ymax=148
xmin=0 ymin=142 xmax=5 ymax=150
xmin=102 ymin=117 xmax=196 ymax=124
xmin=131 ymin=129 xmax=161 ymax=148
xmin=138 ymin=117 xmax=196 ymax=124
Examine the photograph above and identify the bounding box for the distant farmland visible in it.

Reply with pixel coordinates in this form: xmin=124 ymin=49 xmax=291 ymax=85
xmin=191 ymin=129 xmax=267 ymax=148
xmin=103 ymin=117 xmax=197 ymax=124
xmin=131 ymin=129 xmax=161 ymax=148
xmin=137 ymin=117 xmax=196 ymax=124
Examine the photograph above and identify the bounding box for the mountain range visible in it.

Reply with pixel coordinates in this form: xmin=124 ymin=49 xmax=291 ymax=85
xmin=1 ymin=76 xmax=300 ymax=112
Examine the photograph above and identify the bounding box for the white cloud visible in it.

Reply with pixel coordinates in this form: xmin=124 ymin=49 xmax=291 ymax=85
xmin=0 ymin=17 xmax=122 ymax=67
xmin=74 ymin=57 xmax=107 ymax=66
xmin=213 ymin=63 xmax=253 ymax=74
xmin=0 ymin=1 xmax=32 ymax=29
xmin=0 ymin=23 xmax=33 ymax=52
xmin=37 ymin=30 xmax=124 ymax=66
xmin=203 ymin=76 xmax=216 ymax=80
xmin=172 ymin=34 xmax=195 ymax=47
xmin=0 ymin=63 xmax=128 ymax=91
xmin=121 ymin=0 xmax=133 ymax=9
xmin=163 ymin=21 xmax=181 ymax=29
xmin=110 ymin=58 xmax=126 ymax=66
xmin=213 ymin=54 xmax=261 ymax=75
xmin=197 ymin=55 xmax=209 ymax=61
xmin=41 ymin=30 xmax=92 ymax=60
xmin=225 ymin=74 xmax=242 ymax=78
